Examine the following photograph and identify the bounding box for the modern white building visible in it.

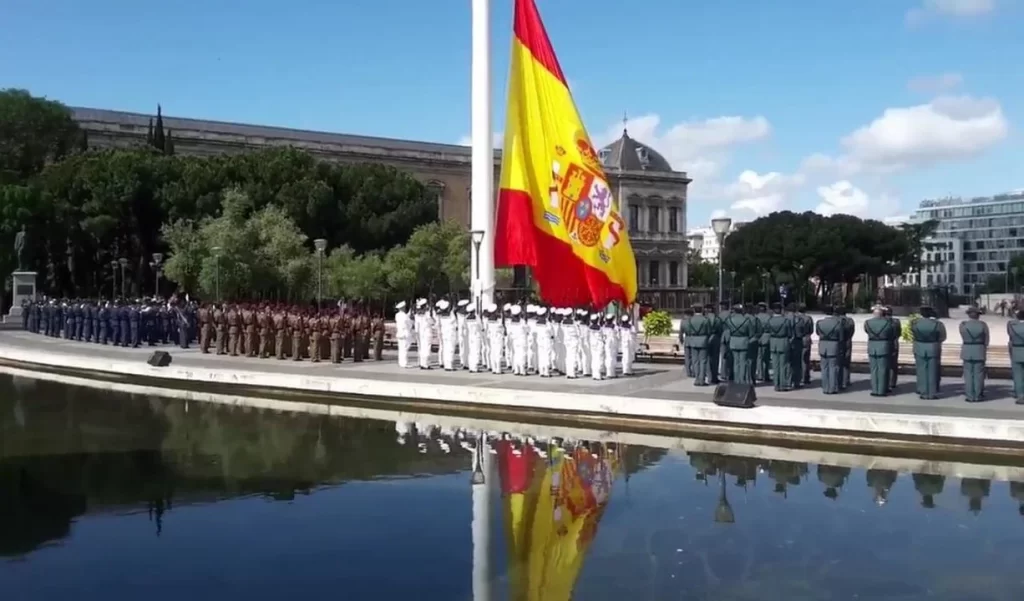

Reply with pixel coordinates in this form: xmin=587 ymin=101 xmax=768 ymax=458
xmin=686 ymin=227 xmax=720 ymax=262
xmin=910 ymin=191 xmax=1024 ymax=295
xmin=882 ymin=236 xmax=964 ymax=292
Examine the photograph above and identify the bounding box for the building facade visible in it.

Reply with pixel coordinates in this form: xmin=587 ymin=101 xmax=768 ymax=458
xmin=910 ymin=191 xmax=1024 ymax=295
xmin=882 ymin=236 xmax=964 ymax=292
xmin=73 ymin=108 xmax=691 ymax=305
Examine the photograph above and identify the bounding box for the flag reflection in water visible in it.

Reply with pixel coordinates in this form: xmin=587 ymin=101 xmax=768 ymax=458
xmin=496 ymin=439 xmax=621 ymax=601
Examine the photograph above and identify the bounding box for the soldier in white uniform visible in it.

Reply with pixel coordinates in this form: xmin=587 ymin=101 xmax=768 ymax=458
xmin=619 ymin=314 xmax=636 ymax=375
xmin=394 ymin=301 xmax=412 ymax=368
xmin=414 ymin=298 xmax=433 ymax=369
xmin=455 ymin=299 xmax=470 ymax=369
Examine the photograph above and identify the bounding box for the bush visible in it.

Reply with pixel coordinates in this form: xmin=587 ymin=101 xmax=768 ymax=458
xmin=642 ymin=310 xmax=673 ymax=338
xmin=901 ymin=314 xmax=920 ymax=342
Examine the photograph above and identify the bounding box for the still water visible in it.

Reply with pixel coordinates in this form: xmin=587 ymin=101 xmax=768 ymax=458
xmin=2 ymin=374 xmax=1024 ymax=600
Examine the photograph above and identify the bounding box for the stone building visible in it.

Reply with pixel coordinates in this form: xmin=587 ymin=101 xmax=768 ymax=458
xmin=72 ymin=108 xmax=690 ymax=307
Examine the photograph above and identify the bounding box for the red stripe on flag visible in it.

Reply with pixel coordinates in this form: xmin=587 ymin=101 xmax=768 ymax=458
xmin=495 ymin=188 xmax=629 ymax=307
xmin=512 ymin=0 xmax=568 ymax=87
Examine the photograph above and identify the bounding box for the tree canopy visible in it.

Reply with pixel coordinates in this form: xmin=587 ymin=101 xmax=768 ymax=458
xmin=0 ymin=89 xmax=441 ymax=298
xmin=721 ymin=211 xmax=914 ymax=304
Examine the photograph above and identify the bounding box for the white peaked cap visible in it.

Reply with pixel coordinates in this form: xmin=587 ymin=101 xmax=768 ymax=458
xmin=526 ymin=304 xmax=536 ymax=313
xmin=502 ymin=303 xmax=512 ymax=310
xmin=511 ymin=305 xmax=523 ymax=315
xmin=576 ymin=309 xmax=587 ymax=315
xmin=620 ymin=314 xmax=630 ymax=322
xmin=416 ymin=298 xmax=427 ymax=307
xmin=457 ymin=299 xmax=470 ymax=307
xmin=466 ymin=305 xmax=476 ymax=313
xmin=590 ymin=313 xmax=599 ymax=321
xmin=487 ymin=303 xmax=498 ymax=312
xmin=536 ymin=307 xmax=548 ymax=316
xmin=395 ymin=301 xmax=407 ymax=310
xmin=437 ymin=299 xmax=450 ymax=310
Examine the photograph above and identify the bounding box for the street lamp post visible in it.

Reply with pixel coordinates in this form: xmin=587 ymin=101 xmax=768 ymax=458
xmin=711 ymin=217 xmax=732 ymax=307
xmin=470 ymin=229 xmax=485 ymax=313
xmin=714 ymin=470 xmax=735 ymax=524
xmin=150 ymin=252 xmax=164 ymax=298
xmin=211 ymin=247 xmax=221 ymax=301
xmin=118 ymin=258 xmax=128 ymax=298
xmin=110 ymin=260 xmax=118 ymax=300
xmin=314 ymin=238 xmax=328 ymax=310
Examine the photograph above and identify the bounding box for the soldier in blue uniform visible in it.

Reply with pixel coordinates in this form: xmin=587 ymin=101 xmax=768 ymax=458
xmin=110 ymin=301 xmax=121 ymax=345
xmin=129 ymin=301 xmax=141 ymax=348
xmin=718 ymin=301 xmax=733 ymax=382
xmin=1007 ymin=309 xmax=1024 ymax=405
xmin=74 ymin=302 xmax=85 ymax=340
xmin=63 ymin=302 xmax=73 ymax=339
xmin=119 ymin=301 xmax=131 ymax=346
xmin=32 ymin=301 xmax=41 ymax=333
xmin=680 ymin=308 xmax=694 ymax=378
xmin=725 ymin=304 xmax=755 ymax=384
xmin=864 ymin=306 xmax=895 ymax=396
xmin=83 ymin=301 xmax=94 ymax=342
xmin=98 ymin=302 xmax=111 ymax=345
xmin=767 ymin=303 xmax=793 ymax=391
xmin=705 ymin=303 xmax=722 ymax=384
xmin=688 ymin=305 xmax=711 ymax=386
xmin=959 ymin=305 xmax=989 ymax=403
xmin=911 ymin=306 xmax=946 ymax=400
xmin=787 ymin=303 xmax=807 ymax=389
xmin=815 ymin=305 xmax=844 ymax=394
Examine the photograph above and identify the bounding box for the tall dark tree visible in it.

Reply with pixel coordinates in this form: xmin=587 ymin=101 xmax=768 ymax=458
xmin=164 ymin=128 xmax=175 ymax=156
xmin=146 ymin=118 xmax=154 ymax=146
xmin=152 ymin=105 xmax=166 ymax=152
xmin=897 ymin=219 xmax=940 ymax=281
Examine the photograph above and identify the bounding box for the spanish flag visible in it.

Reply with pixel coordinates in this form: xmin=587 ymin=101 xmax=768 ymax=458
xmin=495 ymin=0 xmax=638 ymax=308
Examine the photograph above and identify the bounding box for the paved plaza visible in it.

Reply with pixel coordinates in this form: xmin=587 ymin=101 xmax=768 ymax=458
xmin=2 ymin=330 xmax=1021 ymax=423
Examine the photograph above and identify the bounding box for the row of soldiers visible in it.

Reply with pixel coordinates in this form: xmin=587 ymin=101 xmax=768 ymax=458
xmin=679 ymin=301 xmax=855 ymax=393
xmin=398 ymin=299 xmax=637 ymax=380
xmin=195 ymin=303 xmax=386 ymax=363
xmin=21 ymin=297 xmax=195 ymax=348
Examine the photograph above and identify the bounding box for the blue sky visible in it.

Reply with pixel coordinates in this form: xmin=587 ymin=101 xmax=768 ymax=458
xmin=2 ymin=0 xmax=1021 ymax=226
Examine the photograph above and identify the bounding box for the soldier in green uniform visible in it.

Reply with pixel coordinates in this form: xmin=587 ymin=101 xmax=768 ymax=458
xmin=755 ymin=302 xmax=771 ymax=383
xmin=796 ymin=305 xmax=812 ymax=385
xmin=705 ymin=303 xmax=722 ymax=384
xmin=815 ymin=305 xmax=844 ymax=394
xmin=688 ymin=305 xmax=711 ymax=386
xmin=959 ymin=305 xmax=989 ymax=402
xmin=864 ymin=306 xmax=895 ymax=396
xmin=1006 ymin=309 xmax=1024 ymax=404
xmin=912 ymin=472 xmax=945 ymax=509
xmin=911 ymin=306 xmax=946 ymax=400
xmin=767 ymin=303 xmax=793 ymax=391
xmin=725 ymin=304 xmax=754 ymax=384
xmin=839 ymin=307 xmax=855 ymax=390
xmin=883 ymin=307 xmax=901 ymax=393
xmin=680 ymin=308 xmax=694 ymax=378
xmin=786 ymin=303 xmax=805 ymax=389
xmin=718 ymin=301 xmax=733 ymax=382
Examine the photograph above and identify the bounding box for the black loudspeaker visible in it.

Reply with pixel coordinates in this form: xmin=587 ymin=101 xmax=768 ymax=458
xmin=712 ymin=382 xmax=757 ymax=408
xmin=147 ymin=351 xmax=173 ymax=367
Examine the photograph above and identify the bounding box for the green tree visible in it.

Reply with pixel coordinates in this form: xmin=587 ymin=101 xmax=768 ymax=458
xmin=383 ymin=245 xmax=419 ymax=301
xmin=161 ymin=219 xmax=204 ymax=295
xmin=0 ymin=89 xmax=81 ymax=185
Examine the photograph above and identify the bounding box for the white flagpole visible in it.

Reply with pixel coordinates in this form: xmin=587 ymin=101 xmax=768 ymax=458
xmin=471 ymin=432 xmax=493 ymax=601
xmin=471 ymin=0 xmax=495 ymax=308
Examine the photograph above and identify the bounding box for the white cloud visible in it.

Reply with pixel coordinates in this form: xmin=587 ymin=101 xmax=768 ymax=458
xmin=814 ymin=181 xmax=872 ymax=216
xmin=842 ymin=95 xmax=1008 ymax=171
xmin=722 ymin=170 xmax=805 ymax=217
xmin=592 ymin=113 xmax=772 ymax=183
xmin=804 ymin=95 xmax=1008 ymax=178
xmin=456 ymin=132 xmax=504 ymax=147
xmin=907 ymin=72 xmax=964 ymax=94
xmin=907 ymin=0 xmax=995 ymax=23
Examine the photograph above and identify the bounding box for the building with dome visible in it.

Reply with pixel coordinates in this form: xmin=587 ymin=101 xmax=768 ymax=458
xmin=73 ymin=108 xmax=691 ymax=308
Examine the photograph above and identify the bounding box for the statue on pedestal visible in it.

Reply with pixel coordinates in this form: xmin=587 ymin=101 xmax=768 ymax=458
xmin=13 ymin=225 xmax=27 ymax=272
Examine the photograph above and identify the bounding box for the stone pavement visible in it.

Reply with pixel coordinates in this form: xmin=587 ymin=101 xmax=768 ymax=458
xmin=2 ymin=330 xmax=1020 ymax=423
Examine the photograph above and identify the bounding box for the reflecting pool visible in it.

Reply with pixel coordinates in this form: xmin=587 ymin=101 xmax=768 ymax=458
xmin=2 ymin=373 xmax=1024 ymax=600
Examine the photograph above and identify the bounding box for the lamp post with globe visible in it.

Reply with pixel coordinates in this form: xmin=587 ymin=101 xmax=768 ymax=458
xmin=211 ymin=247 xmax=222 ymax=301
xmin=314 ymin=238 xmax=328 ymax=310
xmin=110 ymin=260 xmax=119 ymax=300
xmin=118 ymin=258 xmax=128 ymax=298
xmin=470 ymin=229 xmax=485 ymax=313
xmin=711 ymin=217 xmax=733 ymax=306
